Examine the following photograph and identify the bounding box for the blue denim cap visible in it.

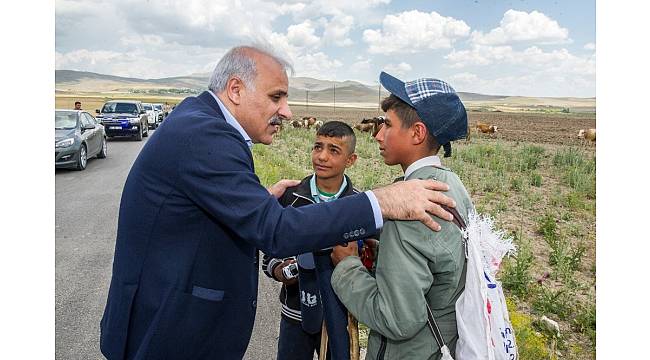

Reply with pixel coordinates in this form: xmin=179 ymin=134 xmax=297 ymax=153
xmin=379 ymin=71 xmax=468 ymax=145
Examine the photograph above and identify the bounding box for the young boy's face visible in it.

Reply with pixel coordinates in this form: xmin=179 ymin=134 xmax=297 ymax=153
xmin=375 ymin=109 xmax=412 ymax=166
xmin=311 ymin=135 xmax=357 ymax=180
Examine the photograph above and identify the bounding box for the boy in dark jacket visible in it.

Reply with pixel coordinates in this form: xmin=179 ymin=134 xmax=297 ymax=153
xmin=262 ymin=121 xmax=359 ymax=360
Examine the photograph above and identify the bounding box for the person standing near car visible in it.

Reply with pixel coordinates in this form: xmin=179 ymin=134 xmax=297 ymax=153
xmin=74 ymin=101 xmax=82 ymax=110
xmin=99 ymin=45 xmax=457 ymax=360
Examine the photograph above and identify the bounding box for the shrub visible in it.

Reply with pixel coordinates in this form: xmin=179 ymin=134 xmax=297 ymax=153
xmin=518 ymin=145 xmax=545 ymax=171
xmin=573 ymin=301 xmax=596 ymax=345
xmin=501 ymin=242 xmax=534 ymax=299
xmin=529 ymin=172 xmax=543 ymax=187
xmin=532 ymin=285 xmax=574 ymax=320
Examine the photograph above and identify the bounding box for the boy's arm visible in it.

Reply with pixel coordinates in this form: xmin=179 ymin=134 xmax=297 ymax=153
xmin=261 ymin=253 xmax=284 ymax=281
xmin=331 ymin=221 xmax=435 ymax=341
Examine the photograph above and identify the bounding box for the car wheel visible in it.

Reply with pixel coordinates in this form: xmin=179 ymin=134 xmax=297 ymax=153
xmin=135 ymin=126 xmax=143 ymax=141
xmin=76 ymin=144 xmax=87 ymax=170
xmin=97 ymin=137 xmax=107 ymax=158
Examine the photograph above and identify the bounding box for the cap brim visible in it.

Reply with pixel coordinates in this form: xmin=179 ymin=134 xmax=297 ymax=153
xmin=379 ymin=71 xmax=414 ymax=107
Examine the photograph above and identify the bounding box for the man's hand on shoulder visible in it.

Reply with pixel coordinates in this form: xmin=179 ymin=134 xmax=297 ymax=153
xmin=372 ymin=179 xmax=456 ymax=232
xmin=267 ymin=179 xmax=301 ymax=199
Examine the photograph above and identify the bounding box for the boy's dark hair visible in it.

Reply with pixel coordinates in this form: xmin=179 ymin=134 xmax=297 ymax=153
xmin=316 ymin=120 xmax=356 ymax=153
xmin=381 ymin=94 xmax=439 ymax=151
xmin=75 ymin=101 xmax=81 ymax=105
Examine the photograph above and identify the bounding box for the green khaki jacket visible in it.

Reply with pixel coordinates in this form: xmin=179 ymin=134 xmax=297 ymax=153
xmin=331 ymin=165 xmax=474 ymax=360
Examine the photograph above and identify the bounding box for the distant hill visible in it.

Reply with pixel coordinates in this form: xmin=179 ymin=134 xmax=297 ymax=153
xmin=55 ymin=70 xmax=595 ymax=111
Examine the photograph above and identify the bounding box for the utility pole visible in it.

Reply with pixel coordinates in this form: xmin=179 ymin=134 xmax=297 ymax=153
xmin=333 ymin=83 xmax=336 ymax=117
xmin=378 ymin=84 xmax=381 ymax=114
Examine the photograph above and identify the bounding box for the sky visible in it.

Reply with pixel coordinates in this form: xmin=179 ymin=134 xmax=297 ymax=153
xmin=55 ymin=0 xmax=596 ymax=97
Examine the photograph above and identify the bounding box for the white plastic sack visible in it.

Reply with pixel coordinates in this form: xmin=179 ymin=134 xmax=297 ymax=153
xmin=455 ymin=212 xmax=517 ymax=360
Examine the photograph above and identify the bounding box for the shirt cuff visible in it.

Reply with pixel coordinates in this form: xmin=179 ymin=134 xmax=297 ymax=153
xmin=364 ymin=190 xmax=384 ymax=230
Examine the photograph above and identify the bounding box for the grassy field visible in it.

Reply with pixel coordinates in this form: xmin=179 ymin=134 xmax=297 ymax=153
xmin=254 ymin=118 xmax=596 ymax=359
xmin=54 ymin=92 xmax=596 ymax=358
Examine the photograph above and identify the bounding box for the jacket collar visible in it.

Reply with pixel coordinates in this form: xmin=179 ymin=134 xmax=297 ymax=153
xmin=197 ymin=91 xmax=253 ymax=148
xmin=197 ymin=91 xmax=224 ymax=117
xmin=291 ymin=174 xmax=357 ymax=203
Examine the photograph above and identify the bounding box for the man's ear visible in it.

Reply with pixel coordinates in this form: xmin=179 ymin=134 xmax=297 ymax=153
xmin=412 ymin=122 xmax=428 ymax=145
xmin=226 ymin=77 xmax=244 ymax=105
xmin=346 ymin=153 xmax=358 ymax=168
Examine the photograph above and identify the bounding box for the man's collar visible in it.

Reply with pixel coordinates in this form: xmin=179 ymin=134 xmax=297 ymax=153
xmin=209 ymin=91 xmax=253 ymax=149
xmin=404 ymin=155 xmax=442 ymax=179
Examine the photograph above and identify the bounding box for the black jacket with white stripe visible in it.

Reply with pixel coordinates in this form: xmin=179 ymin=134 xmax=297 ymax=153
xmin=261 ymin=174 xmax=359 ymax=323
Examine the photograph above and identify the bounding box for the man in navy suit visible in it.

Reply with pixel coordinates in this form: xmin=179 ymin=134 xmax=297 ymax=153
xmin=100 ymin=45 xmax=457 ymax=360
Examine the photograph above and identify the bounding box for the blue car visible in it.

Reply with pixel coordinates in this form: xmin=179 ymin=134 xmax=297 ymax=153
xmin=55 ymin=110 xmax=107 ymax=170
xmin=95 ymin=100 xmax=149 ymax=140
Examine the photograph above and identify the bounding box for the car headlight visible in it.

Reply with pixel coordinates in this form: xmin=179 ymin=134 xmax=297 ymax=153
xmin=55 ymin=138 xmax=75 ymax=148
xmin=129 ymin=118 xmax=140 ymax=124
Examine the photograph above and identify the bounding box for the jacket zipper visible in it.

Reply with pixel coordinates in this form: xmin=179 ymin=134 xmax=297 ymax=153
xmin=377 ymin=335 xmax=387 ymax=359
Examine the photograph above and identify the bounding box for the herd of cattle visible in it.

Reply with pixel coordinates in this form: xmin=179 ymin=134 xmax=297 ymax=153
xmin=280 ymin=116 xmax=596 ymax=143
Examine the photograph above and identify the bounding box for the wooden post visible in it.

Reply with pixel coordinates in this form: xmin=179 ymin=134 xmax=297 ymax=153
xmin=319 ymin=321 xmax=328 ymax=360
xmin=348 ymin=312 xmax=360 ymax=360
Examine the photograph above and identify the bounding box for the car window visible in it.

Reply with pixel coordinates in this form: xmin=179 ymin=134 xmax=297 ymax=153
xmin=154 ymin=104 xmax=163 ymax=111
xmin=102 ymin=102 xmax=138 ymax=113
xmin=83 ymin=113 xmax=98 ymax=125
xmin=80 ymin=113 xmax=92 ymax=127
xmin=55 ymin=111 xmax=78 ymax=129
xmin=143 ymin=104 xmax=153 ymax=111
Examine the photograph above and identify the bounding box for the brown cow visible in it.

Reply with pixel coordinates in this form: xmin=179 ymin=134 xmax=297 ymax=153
xmin=578 ymin=128 xmax=596 ymax=142
xmin=290 ymin=119 xmax=303 ymax=128
xmin=302 ymin=116 xmax=316 ymax=129
xmin=476 ymin=121 xmax=498 ymax=134
xmin=354 ymin=123 xmax=375 ymax=132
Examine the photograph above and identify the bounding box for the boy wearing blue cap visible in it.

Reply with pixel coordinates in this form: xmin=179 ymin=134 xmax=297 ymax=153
xmin=330 ymin=72 xmax=473 ymax=359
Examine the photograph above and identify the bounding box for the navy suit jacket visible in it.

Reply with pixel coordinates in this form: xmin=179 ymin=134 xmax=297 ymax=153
xmin=100 ymin=91 xmax=377 ymax=359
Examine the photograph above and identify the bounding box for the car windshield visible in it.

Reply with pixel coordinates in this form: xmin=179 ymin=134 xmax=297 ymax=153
xmin=143 ymin=104 xmax=153 ymax=110
xmin=154 ymin=105 xmax=163 ymax=111
xmin=55 ymin=111 xmax=78 ymax=129
xmin=102 ymin=102 xmax=139 ymax=114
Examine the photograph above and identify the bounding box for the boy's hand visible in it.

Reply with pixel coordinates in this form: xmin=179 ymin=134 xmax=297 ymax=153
xmin=331 ymin=241 xmax=359 ymax=266
xmin=272 ymin=259 xmax=298 ymax=286
xmin=361 ymin=238 xmax=379 ymax=269
xmin=267 ymin=179 xmax=301 ymax=198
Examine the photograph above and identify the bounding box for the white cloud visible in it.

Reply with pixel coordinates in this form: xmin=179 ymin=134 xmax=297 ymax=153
xmin=286 ymin=20 xmax=321 ymax=48
xmin=384 ymin=62 xmax=412 ymax=76
xmin=322 ymin=15 xmax=355 ymax=46
xmin=448 ymin=71 xmax=594 ymax=98
xmin=446 ymin=45 xmax=595 ymax=77
xmin=470 ymin=9 xmax=569 ymax=46
xmin=449 ymin=72 xmax=479 ymax=84
xmin=292 ymin=52 xmax=343 ymax=78
xmin=350 ymin=58 xmax=372 ymax=72
xmin=584 ymin=42 xmax=596 ymax=50
xmin=363 ymin=10 xmax=470 ymax=54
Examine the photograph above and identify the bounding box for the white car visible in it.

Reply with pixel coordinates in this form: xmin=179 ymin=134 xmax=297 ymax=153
xmin=142 ymin=103 xmax=160 ymax=129
xmin=153 ymin=103 xmax=165 ymax=123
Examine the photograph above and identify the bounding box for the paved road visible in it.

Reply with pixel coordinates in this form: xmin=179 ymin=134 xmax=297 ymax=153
xmin=55 ymin=130 xmax=281 ymax=359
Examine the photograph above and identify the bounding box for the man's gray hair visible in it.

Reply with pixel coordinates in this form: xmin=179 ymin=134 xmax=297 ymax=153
xmin=208 ymin=45 xmax=294 ymax=93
